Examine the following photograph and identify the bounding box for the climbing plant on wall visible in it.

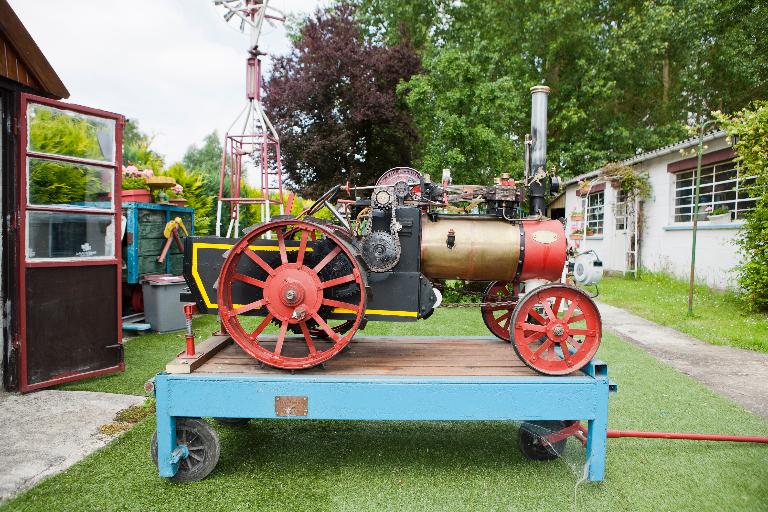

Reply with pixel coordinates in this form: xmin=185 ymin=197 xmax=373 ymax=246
xmin=716 ymin=102 xmax=768 ymax=310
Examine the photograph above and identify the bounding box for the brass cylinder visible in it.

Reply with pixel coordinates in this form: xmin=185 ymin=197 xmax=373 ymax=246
xmin=420 ymin=216 xmax=521 ymax=281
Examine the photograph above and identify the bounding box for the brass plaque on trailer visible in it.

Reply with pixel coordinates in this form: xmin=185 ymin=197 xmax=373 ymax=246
xmin=275 ymin=396 xmax=309 ymax=417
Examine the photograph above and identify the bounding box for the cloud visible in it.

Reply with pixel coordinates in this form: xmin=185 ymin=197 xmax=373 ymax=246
xmin=9 ymin=0 xmax=325 ymax=163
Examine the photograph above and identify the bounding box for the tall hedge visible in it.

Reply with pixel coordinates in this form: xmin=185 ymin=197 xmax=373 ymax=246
xmin=716 ymin=102 xmax=768 ymax=310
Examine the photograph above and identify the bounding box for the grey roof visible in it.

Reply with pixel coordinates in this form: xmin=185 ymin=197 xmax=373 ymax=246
xmin=564 ymin=129 xmax=727 ymax=186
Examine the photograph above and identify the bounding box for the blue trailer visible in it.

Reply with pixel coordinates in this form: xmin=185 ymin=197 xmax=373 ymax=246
xmin=150 ymin=335 xmax=615 ymax=482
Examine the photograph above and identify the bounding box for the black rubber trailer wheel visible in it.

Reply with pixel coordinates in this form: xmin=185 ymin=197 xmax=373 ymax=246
xmin=214 ymin=418 xmax=251 ymax=427
xmin=518 ymin=421 xmax=569 ymax=461
xmin=151 ymin=418 xmax=220 ymax=482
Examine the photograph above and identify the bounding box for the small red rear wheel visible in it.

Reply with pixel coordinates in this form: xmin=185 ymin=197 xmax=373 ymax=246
xmin=481 ymin=281 xmax=519 ymax=342
xmin=511 ymin=284 xmax=601 ymax=375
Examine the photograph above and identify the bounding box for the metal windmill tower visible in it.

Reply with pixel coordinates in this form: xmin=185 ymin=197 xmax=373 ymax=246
xmin=214 ymin=0 xmax=286 ymax=237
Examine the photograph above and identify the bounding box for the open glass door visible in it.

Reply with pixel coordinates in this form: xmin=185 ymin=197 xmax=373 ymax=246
xmin=17 ymin=94 xmax=123 ymax=391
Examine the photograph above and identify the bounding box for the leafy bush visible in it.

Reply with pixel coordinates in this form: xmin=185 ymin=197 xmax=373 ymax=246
xmin=716 ymin=102 xmax=768 ymax=310
xmin=27 ymin=107 xmax=107 ymax=205
xmin=162 ymin=163 xmax=214 ymax=235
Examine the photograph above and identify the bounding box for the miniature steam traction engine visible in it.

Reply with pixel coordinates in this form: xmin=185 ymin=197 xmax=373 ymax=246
xmin=183 ymin=86 xmax=602 ymax=375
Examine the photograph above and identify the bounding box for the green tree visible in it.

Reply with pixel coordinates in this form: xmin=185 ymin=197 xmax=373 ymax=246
xmin=163 ymin=163 xmax=215 ymax=235
xmin=361 ymin=0 xmax=768 ymax=181
xmin=182 ymin=132 xmax=223 ymax=190
xmin=181 ymin=132 xmax=227 ymax=233
xmin=27 ymin=107 xmax=106 ymax=205
xmin=716 ymin=102 xmax=768 ymax=310
xmin=122 ymin=119 xmax=164 ymax=171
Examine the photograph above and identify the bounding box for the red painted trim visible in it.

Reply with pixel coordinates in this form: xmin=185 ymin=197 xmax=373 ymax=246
xmin=667 ymin=147 xmax=735 ymax=174
xmin=26 ymin=150 xmax=116 ymax=168
xmin=17 ymin=93 xmax=124 ymax=392
xmin=26 ymin=205 xmax=115 ymax=214
xmin=576 ymin=182 xmax=606 ymax=196
xmin=20 ymin=364 xmax=123 ymax=393
xmin=26 ymin=258 xmax=119 ymax=267
xmin=21 ymin=94 xmax=122 ymax=119
xmin=18 ymin=92 xmax=28 ymax=391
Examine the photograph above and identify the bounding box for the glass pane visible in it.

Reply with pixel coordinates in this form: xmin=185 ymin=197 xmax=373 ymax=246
xmin=28 ymin=157 xmax=113 ymax=209
xmin=26 ymin=211 xmax=114 ymax=260
xmin=715 ymin=166 xmax=737 ymax=182
xmin=27 ymin=103 xmax=115 ymax=163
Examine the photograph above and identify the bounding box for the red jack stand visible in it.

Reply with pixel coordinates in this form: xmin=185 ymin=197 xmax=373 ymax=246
xmin=176 ymin=303 xmax=202 ymax=359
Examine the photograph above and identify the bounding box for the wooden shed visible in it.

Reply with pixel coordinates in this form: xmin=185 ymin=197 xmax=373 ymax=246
xmin=1 ymin=0 xmax=125 ymax=391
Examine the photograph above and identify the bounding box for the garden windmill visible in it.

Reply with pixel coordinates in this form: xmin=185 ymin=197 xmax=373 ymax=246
xmin=214 ymin=0 xmax=286 ymax=237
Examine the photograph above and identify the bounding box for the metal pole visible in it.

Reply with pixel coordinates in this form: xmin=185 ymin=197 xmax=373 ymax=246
xmin=687 ymin=120 xmax=715 ymax=315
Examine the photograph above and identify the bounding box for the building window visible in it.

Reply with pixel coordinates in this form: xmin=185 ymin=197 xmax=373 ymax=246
xmin=614 ymin=189 xmax=628 ymax=231
xmin=586 ymin=191 xmax=604 ymax=235
xmin=673 ymin=161 xmax=756 ymax=222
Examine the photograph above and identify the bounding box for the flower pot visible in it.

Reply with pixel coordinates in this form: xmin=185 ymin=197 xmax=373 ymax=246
xmin=570 ymin=234 xmax=583 ymax=240
xmin=570 ymin=213 xmax=584 ymax=221
xmin=121 ymin=189 xmax=152 ymax=203
xmin=169 ymin=198 xmax=187 ymax=207
xmin=707 ymin=212 xmax=731 ymax=224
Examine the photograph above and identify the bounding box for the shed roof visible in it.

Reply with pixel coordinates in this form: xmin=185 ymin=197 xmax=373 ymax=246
xmin=0 ymin=0 xmax=69 ymax=99
xmin=564 ymin=129 xmax=726 ymax=186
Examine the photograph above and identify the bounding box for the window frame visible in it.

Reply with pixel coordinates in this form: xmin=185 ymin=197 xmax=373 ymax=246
xmin=586 ymin=190 xmax=605 ymax=236
xmin=614 ymin=189 xmax=628 ymax=231
xmin=20 ymin=96 xmax=122 ymax=265
xmin=672 ymin=160 xmax=756 ymax=223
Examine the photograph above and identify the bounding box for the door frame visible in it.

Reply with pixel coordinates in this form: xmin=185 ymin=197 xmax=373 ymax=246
xmin=17 ymin=93 xmax=124 ymax=392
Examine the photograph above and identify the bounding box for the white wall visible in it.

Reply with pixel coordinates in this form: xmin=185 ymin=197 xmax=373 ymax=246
xmin=564 ymin=181 xmax=628 ymax=273
xmin=564 ymin=135 xmax=742 ymax=289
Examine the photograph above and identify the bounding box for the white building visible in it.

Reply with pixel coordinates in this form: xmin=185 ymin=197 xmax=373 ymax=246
xmin=550 ymin=131 xmax=753 ymax=289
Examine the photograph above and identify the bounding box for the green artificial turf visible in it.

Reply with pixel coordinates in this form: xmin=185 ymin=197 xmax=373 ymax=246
xmin=597 ymin=271 xmax=768 ymax=353
xmin=7 ymin=308 xmax=766 ymax=511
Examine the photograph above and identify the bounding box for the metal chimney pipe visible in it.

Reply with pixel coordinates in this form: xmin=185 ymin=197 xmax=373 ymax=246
xmin=529 ymin=85 xmax=550 ymax=215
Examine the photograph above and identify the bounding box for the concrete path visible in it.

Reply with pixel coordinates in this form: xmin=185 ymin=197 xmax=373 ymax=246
xmin=597 ymin=301 xmax=768 ymax=420
xmin=0 ymin=389 xmax=144 ymax=501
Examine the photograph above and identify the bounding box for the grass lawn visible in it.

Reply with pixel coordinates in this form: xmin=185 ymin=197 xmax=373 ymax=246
xmin=597 ymin=271 xmax=768 ymax=353
xmin=4 ymin=309 xmax=766 ymax=511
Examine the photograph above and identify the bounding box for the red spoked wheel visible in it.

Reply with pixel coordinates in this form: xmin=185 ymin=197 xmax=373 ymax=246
xmin=218 ymin=219 xmax=366 ymax=370
xmin=511 ymin=284 xmax=601 ymax=375
xmin=481 ymin=281 xmax=520 ymax=342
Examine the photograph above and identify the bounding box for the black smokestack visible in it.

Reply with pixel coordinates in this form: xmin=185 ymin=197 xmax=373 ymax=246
xmin=529 ymin=85 xmax=550 ymax=216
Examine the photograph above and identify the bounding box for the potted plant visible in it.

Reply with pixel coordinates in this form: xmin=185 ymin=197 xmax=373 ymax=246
xmin=121 ymin=166 xmax=152 ymax=203
xmin=705 ymin=205 xmax=731 ymax=224
xmin=168 ymin=184 xmax=187 ymax=206
xmin=570 ymin=209 xmax=584 ymax=221
xmin=570 ymin=229 xmax=584 ymax=240
xmin=586 ymin=227 xmax=595 ymax=236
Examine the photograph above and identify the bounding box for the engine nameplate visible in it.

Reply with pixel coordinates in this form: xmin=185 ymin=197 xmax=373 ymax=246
xmin=531 ymin=230 xmax=559 ymax=244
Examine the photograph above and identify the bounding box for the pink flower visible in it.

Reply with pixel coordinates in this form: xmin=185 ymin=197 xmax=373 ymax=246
xmin=172 ymin=184 xmax=183 ymax=195
xmin=142 ymin=169 xmax=154 ymax=178
xmin=125 ymin=165 xmax=138 ymax=174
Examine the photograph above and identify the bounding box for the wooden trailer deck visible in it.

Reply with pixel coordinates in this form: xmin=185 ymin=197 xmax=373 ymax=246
xmin=166 ymin=336 xmax=585 ymax=377
xmin=153 ymin=335 xmax=612 ymax=482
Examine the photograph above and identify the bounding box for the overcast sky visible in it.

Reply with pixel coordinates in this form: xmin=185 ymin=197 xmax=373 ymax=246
xmin=9 ymin=0 xmax=326 ymax=164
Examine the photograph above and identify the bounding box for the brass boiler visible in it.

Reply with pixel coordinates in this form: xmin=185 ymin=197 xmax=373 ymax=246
xmin=420 ymin=216 xmax=566 ymax=282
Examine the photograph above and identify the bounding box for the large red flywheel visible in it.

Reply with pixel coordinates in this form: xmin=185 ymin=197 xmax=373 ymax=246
xmin=511 ymin=284 xmax=602 ymax=375
xmin=218 ymin=219 xmax=366 ymax=369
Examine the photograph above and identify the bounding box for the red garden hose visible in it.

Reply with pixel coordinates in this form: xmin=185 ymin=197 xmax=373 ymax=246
xmin=607 ymin=430 xmax=768 ymax=444
xmin=543 ymin=423 xmax=768 ymax=446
